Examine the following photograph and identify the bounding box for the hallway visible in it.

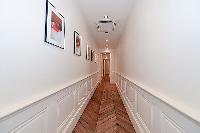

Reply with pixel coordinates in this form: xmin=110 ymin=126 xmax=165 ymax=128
xmin=73 ymin=76 xmax=135 ymax=133
xmin=1 ymin=0 xmax=200 ymax=132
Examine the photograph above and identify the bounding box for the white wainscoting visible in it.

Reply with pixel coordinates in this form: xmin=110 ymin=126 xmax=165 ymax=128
xmin=0 ymin=72 xmax=101 ymax=133
xmin=111 ymin=72 xmax=200 ymax=133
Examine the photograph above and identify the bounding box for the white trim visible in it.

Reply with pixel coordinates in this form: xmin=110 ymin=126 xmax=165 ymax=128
xmin=0 ymin=72 xmax=101 ymax=133
xmin=62 ymin=85 xmax=97 ymax=132
xmin=116 ymin=83 xmax=143 ymax=133
xmin=113 ymin=72 xmax=200 ymax=124
xmin=0 ymin=72 xmax=99 ymax=120
xmin=113 ymin=72 xmax=200 ymax=133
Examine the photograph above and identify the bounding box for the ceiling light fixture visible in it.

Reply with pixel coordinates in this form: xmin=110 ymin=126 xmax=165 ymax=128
xmin=96 ymin=16 xmax=118 ymax=33
xmin=106 ymin=39 xmax=109 ymax=42
xmin=104 ymin=15 xmax=108 ymax=19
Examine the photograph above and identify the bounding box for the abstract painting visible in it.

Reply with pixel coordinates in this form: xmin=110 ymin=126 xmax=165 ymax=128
xmin=74 ymin=31 xmax=81 ymax=56
xmin=45 ymin=1 xmax=65 ymax=49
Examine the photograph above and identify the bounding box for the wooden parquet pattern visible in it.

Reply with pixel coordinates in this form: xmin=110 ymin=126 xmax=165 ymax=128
xmin=73 ymin=76 xmax=136 ymax=133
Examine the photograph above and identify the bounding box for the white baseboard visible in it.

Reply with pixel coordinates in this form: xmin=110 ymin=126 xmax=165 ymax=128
xmin=116 ymin=86 xmax=143 ymax=133
xmin=63 ymin=84 xmax=97 ymax=133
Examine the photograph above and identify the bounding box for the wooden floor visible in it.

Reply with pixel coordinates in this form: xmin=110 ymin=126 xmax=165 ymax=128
xmin=73 ymin=76 xmax=136 ymax=133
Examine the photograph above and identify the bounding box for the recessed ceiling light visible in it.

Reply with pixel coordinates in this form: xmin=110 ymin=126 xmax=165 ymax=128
xmin=106 ymin=39 xmax=109 ymax=42
xmin=104 ymin=15 xmax=108 ymax=19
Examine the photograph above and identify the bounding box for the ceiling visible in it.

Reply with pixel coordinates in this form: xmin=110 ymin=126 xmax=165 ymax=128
xmin=78 ymin=0 xmax=134 ymax=49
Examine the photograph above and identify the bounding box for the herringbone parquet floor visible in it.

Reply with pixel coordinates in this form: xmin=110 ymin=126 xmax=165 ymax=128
xmin=73 ymin=76 xmax=136 ymax=133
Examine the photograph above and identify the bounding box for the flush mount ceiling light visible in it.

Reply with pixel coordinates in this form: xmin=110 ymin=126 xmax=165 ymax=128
xmin=106 ymin=39 xmax=109 ymax=42
xmin=96 ymin=16 xmax=118 ymax=34
xmin=104 ymin=15 xmax=108 ymax=19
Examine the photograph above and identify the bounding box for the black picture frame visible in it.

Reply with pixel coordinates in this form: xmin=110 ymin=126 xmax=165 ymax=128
xmin=45 ymin=0 xmax=65 ymax=49
xmin=74 ymin=31 xmax=81 ymax=56
xmin=86 ymin=45 xmax=90 ymax=60
xmin=91 ymin=50 xmax=93 ymax=61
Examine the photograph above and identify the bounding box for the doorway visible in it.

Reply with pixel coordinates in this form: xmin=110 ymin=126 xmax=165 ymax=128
xmin=101 ymin=53 xmax=110 ymax=77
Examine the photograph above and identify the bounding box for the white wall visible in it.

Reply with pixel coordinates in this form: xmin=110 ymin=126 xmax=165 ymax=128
xmin=0 ymin=0 xmax=98 ymax=118
xmin=114 ymin=0 xmax=200 ymax=125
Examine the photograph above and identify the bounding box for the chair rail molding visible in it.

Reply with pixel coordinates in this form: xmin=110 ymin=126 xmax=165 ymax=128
xmin=112 ymin=71 xmax=200 ymax=133
xmin=0 ymin=72 xmax=101 ymax=133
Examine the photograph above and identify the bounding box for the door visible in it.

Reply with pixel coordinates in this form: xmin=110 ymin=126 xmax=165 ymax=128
xmin=105 ymin=59 xmax=110 ymax=75
xmin=103 ymin=59 xmax=110 ymax=76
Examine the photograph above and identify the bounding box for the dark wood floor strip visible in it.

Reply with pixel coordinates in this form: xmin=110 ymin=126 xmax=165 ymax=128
xmin=73 ymin=76 xmax=136 ymax=133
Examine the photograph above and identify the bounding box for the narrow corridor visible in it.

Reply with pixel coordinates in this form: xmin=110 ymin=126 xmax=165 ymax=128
xmin=73 ymin=76 xmax=135 ymax=133
xmin=1 ymin=0 xmax=200 ymax=132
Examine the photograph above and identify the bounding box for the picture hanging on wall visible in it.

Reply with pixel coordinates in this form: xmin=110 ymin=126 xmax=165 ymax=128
xmin=74 ymin=31 xmax=81 ymax=56
xmin=92 ymin=50 xmax=95 ymax=62
xmin=93 ymin=51 xmax=95 ymax=62
xmin=45 ymin=1 xmax=65 ymax=49
xmin=91 ymin=50 xmax=93 ymax=61
xmin=94 ymin=53 xmax=97 ymax=63
xmin=86 ymin=45 xmax=91 ymax=60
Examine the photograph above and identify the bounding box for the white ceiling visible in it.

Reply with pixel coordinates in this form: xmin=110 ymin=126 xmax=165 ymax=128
xmin=78 ymin=0 xmax=134 ymax=48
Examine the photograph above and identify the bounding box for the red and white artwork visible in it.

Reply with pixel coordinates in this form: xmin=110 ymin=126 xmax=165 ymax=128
xmin=45 ymin=1 xmax=65 ymax=49
xmin=51 ymin=11 xmax=63 ymax=42
xmin=74 ymin=31 xmax=81 ymax=56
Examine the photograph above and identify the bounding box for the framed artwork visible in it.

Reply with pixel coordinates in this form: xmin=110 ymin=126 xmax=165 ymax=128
xmin=45 ymin=1 xmax=65 ymax=49
xmin=86 ymin=45 xmax=90 ymax=60
xmin=74 ymin=31 xmax=81 ymax=56
xmin=94 ymin=53 xmax=97 ymax=63
xmin=91 ymin=50 xmax=93 ymax=61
